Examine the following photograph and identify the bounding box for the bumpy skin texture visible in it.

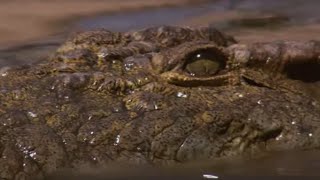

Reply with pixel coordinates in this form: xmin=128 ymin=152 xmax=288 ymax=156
xmin=0 ymin=26 xmax=320 ymax=179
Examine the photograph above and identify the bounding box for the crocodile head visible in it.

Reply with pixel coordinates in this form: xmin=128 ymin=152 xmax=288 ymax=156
xmin=0 ymin=26 xmax=319 ymax=178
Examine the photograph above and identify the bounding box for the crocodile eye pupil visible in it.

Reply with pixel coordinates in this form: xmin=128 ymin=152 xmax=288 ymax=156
xmin=184 ymin=50 xmax=225 ymax=77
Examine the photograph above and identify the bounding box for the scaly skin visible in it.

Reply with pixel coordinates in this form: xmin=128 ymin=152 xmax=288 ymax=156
xmin=0 ymin=26 xmax=319 ymax=179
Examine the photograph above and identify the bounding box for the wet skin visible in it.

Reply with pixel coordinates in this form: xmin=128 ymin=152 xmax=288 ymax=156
xmin=0 ymin=26 xmax=319 ymax=179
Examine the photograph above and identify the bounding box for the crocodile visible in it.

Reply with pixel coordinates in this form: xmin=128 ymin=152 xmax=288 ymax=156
xmin=0 ymin=26 xmax=319 ymax=179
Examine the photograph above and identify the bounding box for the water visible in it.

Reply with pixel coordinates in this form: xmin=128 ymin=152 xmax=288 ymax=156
xmin=46 ymin=150 xmax=320 ymax=179
xmin=74 ymin=0 xmax=320 ymax=32
xmin=73 ymin=1 xmax=231 ymax=32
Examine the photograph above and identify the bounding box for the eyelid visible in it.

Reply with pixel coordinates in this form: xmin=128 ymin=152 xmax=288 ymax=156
xmin=161 ymin=71 xmax=232 ymax=87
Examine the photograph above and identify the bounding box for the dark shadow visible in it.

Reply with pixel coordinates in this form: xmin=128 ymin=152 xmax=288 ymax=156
xmin=284 ymin=60 xmax=320 ymax=82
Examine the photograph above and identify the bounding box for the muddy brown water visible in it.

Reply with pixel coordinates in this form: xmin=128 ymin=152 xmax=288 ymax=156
xmin=45 ymin=150 xmax=320 ymax=179
xmin=73 ymin=0 xmax=320 ymax=31
xmin=1 ymin=0 xmax=320 ymax=178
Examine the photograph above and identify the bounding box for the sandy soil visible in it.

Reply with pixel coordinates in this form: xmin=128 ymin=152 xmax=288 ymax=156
xmin=0 ymin=0 xmax=208 ymax=47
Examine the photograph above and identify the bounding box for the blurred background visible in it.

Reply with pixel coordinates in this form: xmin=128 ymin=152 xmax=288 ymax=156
xmin=0 ymin=0 xmax=320 ymax=67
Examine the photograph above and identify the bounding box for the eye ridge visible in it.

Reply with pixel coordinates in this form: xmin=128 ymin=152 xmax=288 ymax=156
xmin=183 ymin=48 xmax=227 ymax=77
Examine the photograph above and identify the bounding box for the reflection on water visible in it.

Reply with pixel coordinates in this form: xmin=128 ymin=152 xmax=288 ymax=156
xmin=74 ymin=0 xmax=320 ymax=31
xmin=73 ymin=1 xmax=229 ymax=32
xmin=0 ymin=41 xmax=61 ymax=67
xmin=208 ymin=150 xmax=320 ymax=176
xmin=232 ymin=0 xmax=320 ymax=24
xmin=46 ymin=150 xmax=320 ymax=179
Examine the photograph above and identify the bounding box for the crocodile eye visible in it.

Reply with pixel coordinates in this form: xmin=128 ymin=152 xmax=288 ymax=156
xmin=184 ymin=49 xmax=226 ymax=77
